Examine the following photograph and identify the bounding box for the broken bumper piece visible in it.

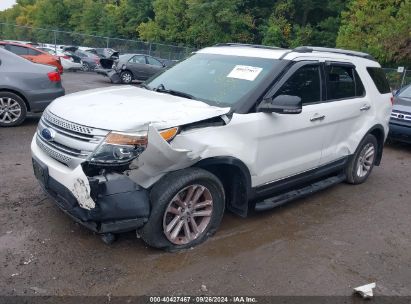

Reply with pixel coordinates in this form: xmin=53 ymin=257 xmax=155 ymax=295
xmin=32 ymin=156 xmax=150 ymax=234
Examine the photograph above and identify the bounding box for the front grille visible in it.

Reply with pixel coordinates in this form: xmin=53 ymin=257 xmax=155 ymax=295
xmin=36 ymin=136 xmax=72 ymax=165
xmin=42 ymin=110 xmax=94 ymax=135
xmin=36 ymin=110 xmax=109 ymax=167
xmin=391 ymin=110 xmax=411 ymax=122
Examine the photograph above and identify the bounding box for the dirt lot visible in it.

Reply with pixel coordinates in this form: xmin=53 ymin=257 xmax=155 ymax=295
xmin=0 ymin=72 xmax=410 ymax=296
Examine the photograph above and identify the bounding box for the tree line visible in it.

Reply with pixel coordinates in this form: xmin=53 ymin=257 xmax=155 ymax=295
xmin=1 ymin=0 xmax=410 ymax=65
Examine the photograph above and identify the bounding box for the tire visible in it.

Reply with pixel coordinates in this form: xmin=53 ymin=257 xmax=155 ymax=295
xmin=345 ymin=134 xmax=378 ymax=184
xmin=140 ymin=168 xmax=225 ymax=251
xmin=81 ymin=62 xmax=91 ymax=72
xmin=0 ymin=92 xmax=27 ymax=127
xmin=120 ymin=70 xmax=133 ymax=84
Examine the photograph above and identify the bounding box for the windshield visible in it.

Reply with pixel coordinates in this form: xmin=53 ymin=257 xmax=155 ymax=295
xmin=398 ymin=85 xmax=411 ymax=100
xmin=146 ymin=53 xmax=281 ymax=107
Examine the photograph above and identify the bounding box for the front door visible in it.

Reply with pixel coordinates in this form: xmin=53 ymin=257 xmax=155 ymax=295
xmin=252 ymin=61 xmax=327 ymax=186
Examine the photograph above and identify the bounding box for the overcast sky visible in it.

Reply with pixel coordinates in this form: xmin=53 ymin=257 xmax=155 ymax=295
xmin=0 ymin=0 xmax=16 ymax=11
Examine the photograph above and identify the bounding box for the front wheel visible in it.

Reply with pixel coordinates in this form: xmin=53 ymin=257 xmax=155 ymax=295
xmin=345 ymin=134 xmax=378 ymax=184
xmin=140 ymin=168 xmax=225 ymax=251
xmin=120 ymin=71 xmax=133 ymax=84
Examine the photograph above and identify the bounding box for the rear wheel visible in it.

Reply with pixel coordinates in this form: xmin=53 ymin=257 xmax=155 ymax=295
xmin=0 ymin=92 xmax=27 ymax=127
xmin=120 ymin=70 xmax=133 ymax=84
xmin=140 ymin=168 xmax=225 ymax=251
xmin=81 ymin=61 xmax=91 ymax=72
xmin=345 ymin=134 xmax=378 ymax=184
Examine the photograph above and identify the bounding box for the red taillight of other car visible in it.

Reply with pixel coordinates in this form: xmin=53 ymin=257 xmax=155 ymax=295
xmin=60 ymin=55 xmax=71 ymax=60
xmin=48 ymin=71 xmax=61 ymax=82
xmin=390 ymin=96 xmax=394 ymax=105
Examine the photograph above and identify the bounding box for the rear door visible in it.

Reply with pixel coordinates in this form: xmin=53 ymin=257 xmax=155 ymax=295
xmin=126 ymin=55 xmax=147 ymax=80
xmin=317 ymin=62 xmax=370 ymax=165
xmin=145 ymin=56 xmax=164 ymax=78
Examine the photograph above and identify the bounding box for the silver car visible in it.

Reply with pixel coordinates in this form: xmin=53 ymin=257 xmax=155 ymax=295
xmin=0 ymin=48 xmax=65 ymax=127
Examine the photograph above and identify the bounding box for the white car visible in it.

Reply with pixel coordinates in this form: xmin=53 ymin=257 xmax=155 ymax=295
xmin=31 ymin=44 xmax=392 ymax=250
xmin=38 ymin=47 xmax=82 ymax=71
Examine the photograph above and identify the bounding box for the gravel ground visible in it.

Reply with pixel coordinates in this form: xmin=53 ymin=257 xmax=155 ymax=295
xmin=0 ymin=72 xmax=410 ymax=296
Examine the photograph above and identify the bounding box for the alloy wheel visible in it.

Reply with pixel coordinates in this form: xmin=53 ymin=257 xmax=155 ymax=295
xmin=357 ymin=143 xmax=375 ymax=178
xmin=0 ymin=97 xmax=22 ymax=124
xmin=82 ymin=62 xmax=90 ymax=71
xmin=163 ymin=184 xmax=213 ymax=245
xmin=121 ymin=72 xmax=132 ymax=83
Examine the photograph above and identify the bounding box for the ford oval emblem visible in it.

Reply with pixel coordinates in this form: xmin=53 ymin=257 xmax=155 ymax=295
xmin=41 ymin=128 xmax=56 ymax=141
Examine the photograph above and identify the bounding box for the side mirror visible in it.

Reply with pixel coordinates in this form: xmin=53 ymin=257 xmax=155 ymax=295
xmin=257 ymin=95 xmax=302 ymax=114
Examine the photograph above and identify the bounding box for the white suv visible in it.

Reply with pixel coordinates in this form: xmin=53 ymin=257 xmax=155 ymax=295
xmin=31 ymin=44 xmax=392 ymax=250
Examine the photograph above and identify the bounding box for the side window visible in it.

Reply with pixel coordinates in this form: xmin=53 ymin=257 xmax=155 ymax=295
xmin=274 ymin=65 xmax=321 ymax=105
xmin=75 ymin=51 xmax=86 ymax=58
xmin=129 ymin=55 xmax=146 ymax=64
xmin=325 ymin=65 xmax=365 ymax=100
xmin=7 ymin=45 xmax=29 ymax=55
xmin=366 ymin=67 xmax=391 ymax=94
xmin=28 ymin=48 xmax=41 ymax=56
xmin=146 ymin=56 xmax=163 ymax=67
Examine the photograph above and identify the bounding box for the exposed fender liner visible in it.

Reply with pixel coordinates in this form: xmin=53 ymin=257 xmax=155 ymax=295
xmin=194 ymin=156 xmax=252 ymax=217
xmin=364 ymin=124 xmax=385 ymax=166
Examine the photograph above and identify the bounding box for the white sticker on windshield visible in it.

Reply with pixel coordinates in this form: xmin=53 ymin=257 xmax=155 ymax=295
xmin=227 ymin=65 xmax=263 ymax=81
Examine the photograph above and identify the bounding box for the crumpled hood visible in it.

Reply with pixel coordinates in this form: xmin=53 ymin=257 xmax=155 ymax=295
xmin=47 ymin=86 xmax=230 ymax=131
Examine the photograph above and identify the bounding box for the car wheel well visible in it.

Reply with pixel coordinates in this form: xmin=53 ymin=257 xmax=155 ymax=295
xmin=368 ymin=125 xmax=385 ymax=166
xmin=194 ymin=157 xmax=251 ymax=217
xmin=121 ymin=69 xmax=133 ymax=77
xmin=0 ymin=89 xmax=29 ymax=111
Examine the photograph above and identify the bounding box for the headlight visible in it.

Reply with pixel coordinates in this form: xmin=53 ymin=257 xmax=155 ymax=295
xmin=88 ymin=127 xmax=179 ymax=165
xmin=89 ymin=130 xmax=148 ymax=165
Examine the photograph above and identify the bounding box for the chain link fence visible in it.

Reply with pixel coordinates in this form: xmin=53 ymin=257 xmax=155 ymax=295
xmin=0 ymin=22 xmax=195 ymax=61
xmin=383 ymin=68 xmax=411 ymax=92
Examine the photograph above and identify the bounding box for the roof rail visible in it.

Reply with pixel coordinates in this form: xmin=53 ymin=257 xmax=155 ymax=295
xmin=293 ymin=46 xmax=376 ymax=61
xmin=214 ymin=43 xmax=285 ymax=50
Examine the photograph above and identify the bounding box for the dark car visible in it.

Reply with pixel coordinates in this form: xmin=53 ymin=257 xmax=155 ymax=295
xmin=389 ymin=84 xmax=411 ymax=143
xmin=63 ymin=46 xmax=101 ymax=72
xmin=115 ymin=54 xmax=166 ymax=84
xmin=0 ymin=48 xmax=65 ymax=127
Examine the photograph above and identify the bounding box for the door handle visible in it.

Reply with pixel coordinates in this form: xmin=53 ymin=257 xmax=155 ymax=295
xmin=360 ymin=105 xmax=371 ymax=111
xmin=310 ymin=114 xmax=325 ymax=122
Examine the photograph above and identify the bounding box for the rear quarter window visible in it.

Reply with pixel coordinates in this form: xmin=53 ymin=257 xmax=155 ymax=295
xmin=366 ymin=67 xmax=391 ymax=94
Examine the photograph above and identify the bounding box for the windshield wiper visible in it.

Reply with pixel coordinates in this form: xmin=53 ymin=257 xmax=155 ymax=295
xmin=139 ymin=83 xmax=151 ymax=90
xmin=154 ymin=83 xmax=194 ymax=100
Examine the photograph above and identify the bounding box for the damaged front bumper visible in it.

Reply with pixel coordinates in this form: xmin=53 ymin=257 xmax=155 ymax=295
xmin=31 ymin=137 xmax=150 ymax=234
xmin=95 ymin=68 xmax=122 ymax=84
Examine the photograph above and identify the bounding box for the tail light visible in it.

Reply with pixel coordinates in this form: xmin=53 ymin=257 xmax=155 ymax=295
xmin=390 ymin=96 xmax=394 ymax=105
xmin=60 ymin=55 xmax=70 ymax=60
xmin=95 ymin=58 xmax=100 ymax=64
xmin=48 ymin=71 xmax=61 ymax=82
